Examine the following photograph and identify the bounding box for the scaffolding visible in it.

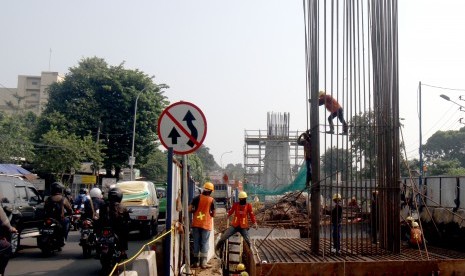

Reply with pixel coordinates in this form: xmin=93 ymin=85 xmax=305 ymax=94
xmin=243 ymin=112 xmax=306 ymax=190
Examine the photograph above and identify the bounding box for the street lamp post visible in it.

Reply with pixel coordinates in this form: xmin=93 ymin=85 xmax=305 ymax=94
xmin=440 ymin=94 xmax=465 ymax=109
xmin=130 ymin=87 xmax=149 ymax=181
xmin=220 ymin=151 xmax=233 ymax=170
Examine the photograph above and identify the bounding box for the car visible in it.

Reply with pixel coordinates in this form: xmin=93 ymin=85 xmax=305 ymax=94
xmin=116 ymin=181 xmax=160 ymax=238
xmin=0 ymin=174 xmax=45 ymax=255
xmin=156 ymin=187 xmax=166 ymax=221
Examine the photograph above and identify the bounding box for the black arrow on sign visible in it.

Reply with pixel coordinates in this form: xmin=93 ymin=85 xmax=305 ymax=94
xmin=168 ymin=127 xmax=181 ymax=144
xmin=183 ymin=110 xmax=198 ymax=148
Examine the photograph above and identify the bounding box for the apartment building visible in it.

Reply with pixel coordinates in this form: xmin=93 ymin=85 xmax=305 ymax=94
xmin=1 ymin=71 xmax=63 ymax=115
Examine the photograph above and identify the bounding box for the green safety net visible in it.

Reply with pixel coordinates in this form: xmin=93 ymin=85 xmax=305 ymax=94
xmin=244 ymin=163 xmax=309 ymax=200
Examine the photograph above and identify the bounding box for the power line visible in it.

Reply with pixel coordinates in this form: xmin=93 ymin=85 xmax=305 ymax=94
xmin=422 ymin=83 xmax=465 ymax=92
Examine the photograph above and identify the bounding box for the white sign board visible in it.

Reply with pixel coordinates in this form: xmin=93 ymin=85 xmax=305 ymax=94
xmin=158 ymin=101 xmax=207 ymax=154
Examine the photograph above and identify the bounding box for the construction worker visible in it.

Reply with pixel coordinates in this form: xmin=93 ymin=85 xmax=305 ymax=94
xmin=189 ymin=182 xmax=216 ymax=269
xmin=409 ymin=221 xmax=423 ymax=248
xmin=318 ymin=91 xmax=348 ymax=134
xmin=331 ymin=193 xmax=343 ymax=253
xmin=215 ymin=191 xmax=258 ymax=255
xmin=231 ymin=263 xmax=247 ymax=276
xmin=297 ymin=130 xmax=312 ymax=186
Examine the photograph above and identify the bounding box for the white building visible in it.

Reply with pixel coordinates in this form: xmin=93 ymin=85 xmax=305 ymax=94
xmin=1 ymin=71 xmax=63 ymax=115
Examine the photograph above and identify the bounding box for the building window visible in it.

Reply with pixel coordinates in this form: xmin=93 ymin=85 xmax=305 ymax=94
xmin=31 ymin=81 xmax=38 ymax=85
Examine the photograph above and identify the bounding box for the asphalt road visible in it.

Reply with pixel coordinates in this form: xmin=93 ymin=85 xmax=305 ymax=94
xmin=7 ymin=227 xmax=160 ymax=276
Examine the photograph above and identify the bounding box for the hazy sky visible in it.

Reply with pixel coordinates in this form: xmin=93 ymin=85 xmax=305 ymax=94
xmin=2 ymin=1 xmax=465 ymax=166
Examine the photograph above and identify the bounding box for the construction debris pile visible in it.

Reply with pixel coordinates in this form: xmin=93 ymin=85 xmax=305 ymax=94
xmin=255 ymin=192 xmax=310 ymax=234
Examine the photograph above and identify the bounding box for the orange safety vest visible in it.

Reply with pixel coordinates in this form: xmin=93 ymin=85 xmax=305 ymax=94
xmin=320 ymin=95 xmax=341 ymax=113
xmin=230 ymin=203 xmax=255 ymax=229
xmin=410 ymin=228 xmax=423 ymax=245
xmin=192 ymin=195 xmax=214 ymax=230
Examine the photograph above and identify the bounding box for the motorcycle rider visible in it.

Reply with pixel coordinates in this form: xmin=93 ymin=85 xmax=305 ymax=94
xmin=0 ymin=203 xmax=17 ymax=276
xmin=64 ymin=187 xmax=74 ymax=207
xmin=100 ymin=187 xmax=130 ymax=259
xmin=74 ymin=188 xmax=90 ymax=210
xmin=83 ymin=188 xmax=105 ymax=232
xmin=44 ymin=182 xmax=73 ymax=245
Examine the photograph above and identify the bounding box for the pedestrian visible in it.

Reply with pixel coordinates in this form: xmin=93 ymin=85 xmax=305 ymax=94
xmin=317 ymin=91 xmax=348 ymax=134
xmin=370 ymin=190 xmax=379 ymax=244
xmin=0 ymin=203 xmax=17 ymax=276
xmin=409 ymin=221 xmax=423 ymax=248
xmin=215 ymin=191 xmax=258 ymax=255
xmin=189 ymin=182 xmax=216 ymax=269
xmin=331 ymin=193 xmax=343 ymax=253
xmin=297 ymin=130 xmax=312 ymax=186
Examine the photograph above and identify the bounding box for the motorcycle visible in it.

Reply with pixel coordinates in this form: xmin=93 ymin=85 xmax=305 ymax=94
xmin=72 ymin=204 xmax=84 ymax=230
xmin=98 ymin=227 xmax=123 ymax=275
xmin=37 ymin=217 xmax=64 ymax=255
xmin=79 ymin=218 xmax=98 ymax=258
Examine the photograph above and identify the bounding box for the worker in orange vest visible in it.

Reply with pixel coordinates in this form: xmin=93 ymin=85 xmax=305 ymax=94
xmin=318 ymin=90 xmax=348 ymax=134
xmin=409 ymin=221 xmax=423 ymax=248
xmin=189 ymin=182 xmax=216 ymax=269
xmin=215 ymin=191 xmax=257 ymax=256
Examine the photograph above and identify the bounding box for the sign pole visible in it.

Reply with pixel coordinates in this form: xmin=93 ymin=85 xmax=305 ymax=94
xmin=182 ymin=154 xmax=191 ymax=274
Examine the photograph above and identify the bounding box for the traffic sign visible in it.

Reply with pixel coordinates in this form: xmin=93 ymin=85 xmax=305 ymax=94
xmin=158 ymin=101 xmax=207 ymax=154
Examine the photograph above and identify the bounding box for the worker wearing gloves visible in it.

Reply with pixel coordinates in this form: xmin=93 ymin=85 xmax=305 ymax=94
xmin=215 ymin=191 xmax=257 ymax=255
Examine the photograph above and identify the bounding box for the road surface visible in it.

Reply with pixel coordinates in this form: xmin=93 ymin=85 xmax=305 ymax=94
xmin=7 ymin=227 xmax=158 ymax=276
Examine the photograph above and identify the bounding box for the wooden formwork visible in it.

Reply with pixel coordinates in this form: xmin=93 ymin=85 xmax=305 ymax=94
xmin=241 ymin=238 xmax=465 ymax=276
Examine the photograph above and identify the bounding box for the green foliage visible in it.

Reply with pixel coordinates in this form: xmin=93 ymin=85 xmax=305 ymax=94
xmin=188 ymin=153 xmax=205 ymax=184
xmin=34 ymin=57 xmax=169 ymax=176
xmin=423 ymin=128 xmax=465 ymax=167
xmin=428 ymin=158 xmax=465 ymax=176
xmin=34 ymin=128 xmax=104 ymax=181
xmin=140 ymin=149 xmax=168 ymax=182
xmin=0 ymin=112 xmax=36 ymax=163
xmin=194 ymin=145 xmax=219 ymax=172
xmin=321 ymin=147 xmax=353 ymax=180
xmin=224 ymin=163 xmax=245 ymax=181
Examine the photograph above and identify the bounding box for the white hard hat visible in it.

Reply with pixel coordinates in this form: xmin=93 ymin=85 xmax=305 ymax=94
xmin=90 ymin=187 xmax=103 ymax=199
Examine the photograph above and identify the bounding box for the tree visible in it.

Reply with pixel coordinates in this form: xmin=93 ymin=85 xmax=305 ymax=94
xmin=194 ymin=145 xmax=219 ymax=172
xmin=188 ymin=153 xmax=205 ymax=184
xmin=349 ymin=111 xmax=378 ymax=178
xmin=35 ymin=57 xmax=169 ymax=177
xmin=140 ymin=149 xmax=168 ymax=182
xmin=428 ymin=158 xmax=465 ymax=176
xmin=224 ymin=163 xmax=245 ymax=181
xmin=34 ymin=128 xmax=104 ymax=181
xmin=321 ymin=147 xmax=353 ymax=180
xmin=0 ymin=111 xmax=36 ymax=163
xmin=423 ymin=128 xmax=465 ymax=167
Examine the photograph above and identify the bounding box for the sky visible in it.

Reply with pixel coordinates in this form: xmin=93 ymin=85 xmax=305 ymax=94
xmin=2 ymin=1 xmax=465 ymax=166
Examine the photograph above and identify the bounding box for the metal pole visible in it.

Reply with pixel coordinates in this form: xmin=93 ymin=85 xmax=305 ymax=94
xmin=130 ymin=88 xmax=147 ymax=180
xmin=220 ymin=151 xmax=233 ymax=169
xmin=164 ymin=148 xmax=173 ymax=276
xmin=419 ymin=82 xmax=423 ymax=203
xmin=182 ymin=155 xmax=191 ymax=274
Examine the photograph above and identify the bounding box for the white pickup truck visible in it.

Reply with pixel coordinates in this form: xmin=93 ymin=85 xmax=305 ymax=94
xmin=116 ymin=181 xmax=160 ymax=238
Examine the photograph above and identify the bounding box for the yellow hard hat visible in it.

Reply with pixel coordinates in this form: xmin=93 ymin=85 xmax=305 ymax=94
xmin=238 ymin=191 xmax=248 ymax=199
xmin=406 ymin=216 xmax=414 ymax=221
xmin=412 ymin=221 xmax=419 ymax=227
xmin=240 ymin=272 xmax=249 ymax=276
xmin=203 ymin=182 xmax=214 ymax=191
xmin=332 ymin=193 xmax=342 ymax=201
xmin=319 ymin=90 xmax=326 ymax=97
xmin=236 ymin=263 xmax=246 ymax=271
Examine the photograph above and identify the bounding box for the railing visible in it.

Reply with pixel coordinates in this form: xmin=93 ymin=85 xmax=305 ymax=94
xmin=109 ymin=226 xmax=174 ymax=276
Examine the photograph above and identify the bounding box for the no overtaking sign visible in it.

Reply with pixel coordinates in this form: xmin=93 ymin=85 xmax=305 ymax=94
xmin=157 ymin=101 xmax=207 ymax=155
